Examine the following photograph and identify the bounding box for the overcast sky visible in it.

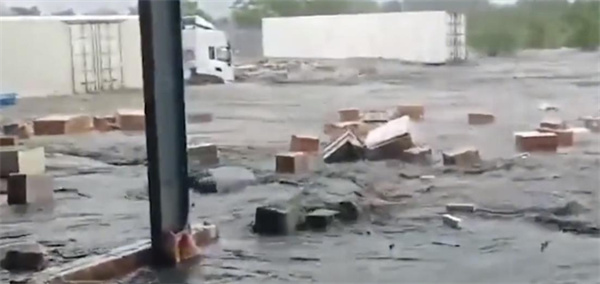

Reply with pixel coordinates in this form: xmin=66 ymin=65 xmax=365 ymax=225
xmin=1 ymin=0 xmax=519 ymax=17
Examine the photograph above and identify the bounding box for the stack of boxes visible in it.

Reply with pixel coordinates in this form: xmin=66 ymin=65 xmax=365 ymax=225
xmin=276 ymin=135 xmax=320 ymax=174
xmin=0 ymin=143 xmax=52 ymax=205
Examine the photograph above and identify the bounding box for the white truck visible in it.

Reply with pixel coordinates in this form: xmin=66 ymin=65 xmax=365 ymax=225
xmin=181 ymin=16 xmax=234 ymax=84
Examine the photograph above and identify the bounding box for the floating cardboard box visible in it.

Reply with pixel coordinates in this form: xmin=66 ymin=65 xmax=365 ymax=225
xmin=538 ymin=103 xmax=559 ymax=111
xmin=338 ymin=108 xmax=360 ymax=122
xmin=364 ymin=116 xmax=414 ymax=160
xmin=188 ymin=143 xmax=219 ymax=166
xmin=581 ymin=116 xmax=600 ymax=132
xmin=93 ymin=115 xmax=118 ymax=132
xmin=323 ymin=130 xmax=364 ymax=163
xmin=362 ymin=110 xmax=389 ymax=123
xmin=0 ymin=146 xmax=45 ymax=177
xmin=290 ymin=135 xmax=320 ymax=153
xmin=7 ymin=173 xmax=53 ymax=205
xmin=515 ymin=131 xmax=558 ymax=152
xmin=187 ymin=112 xmax=213 ymax=124
xmin=442 ymin=147 xmax=481 ymax=168
xmin=468 ymin=113 xmax=495 ymax=125
xmin=306 ymin=209 xmax=338 ymax=230
xmin=254 ymin=205 xmax=301 ymax=235
xmin=324 ymin=121 xmax=375 ymax=141
xmin=537 ymin=127 xmax=574 ymax=147
xmin=276 ymin=152 xmax=310 ymax=174
xmin=442 ymin=214 xmax=461 ymax=229
xmin=0 ymin=136 xmax=18 ymax=146
xmin=446 ymin=203 xmax=476 ymax=213
xmin=540 ymin=118 xmax=567 ymax=130
xmin=2 ymin=122 xmax=33 ymax=139
xmin=400 ymin=146 xmax=432 ymax=165
xmin=365 ymin=135 xmax=413 ymax=161
xmin=115 ymin=109 xmax=145 ymax=131
xmin=395 ymin=105 xmax=425 ymax=121
xmin=33 ymin=114 xmax=93 ymax=136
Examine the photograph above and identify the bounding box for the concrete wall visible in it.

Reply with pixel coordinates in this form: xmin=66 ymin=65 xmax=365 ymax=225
xmin=0 ymin=19 xmax=73 ymax=97
xmin=262 ymin=12 xmax=466 ymax=64
xmin=0 ymin=16 xmax=143 ymax=98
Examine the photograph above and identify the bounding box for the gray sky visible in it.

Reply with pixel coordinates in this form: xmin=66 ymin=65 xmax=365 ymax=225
xmin=1 ymin=0 xmax=519 ymax=17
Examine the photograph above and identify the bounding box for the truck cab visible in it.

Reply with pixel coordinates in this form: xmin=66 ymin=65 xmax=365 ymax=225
xmin=181 ymin=16 xmax=234 ymax=84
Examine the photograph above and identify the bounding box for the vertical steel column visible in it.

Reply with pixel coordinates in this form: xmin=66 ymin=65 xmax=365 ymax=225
xmin=138 ymin=0 xmax=189 ymax=266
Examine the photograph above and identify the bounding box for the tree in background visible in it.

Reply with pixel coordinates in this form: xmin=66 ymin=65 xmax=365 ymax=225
xmin=52 ymin=9 xmax=76 ymax=16
xmin=231 ymin=0 xmax=380 ymax=28
xmin=562 ymin=0 xmax=599 ymax=51
xmin=10 ymin=6 xmax=41 ymax=16
xmin=380 ymin=1 xmax=403 ymax=12
xmin=468 ymin=0 xmax=599 ymax=55
xmin=126 ymin=1 xmax=214 ymax=21
xmin=181 ymin=0 xmax=214 ymax=22
xmin=128 ymin=6 xmax=138 ymax=15
xmin=85 ymin=8 xmax=120 ymax=15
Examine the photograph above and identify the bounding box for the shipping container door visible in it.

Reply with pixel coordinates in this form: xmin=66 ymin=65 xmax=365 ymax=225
xmin=446 ymin=13 xmax=467 ymax=62
xmin=97 ymin=23 xmax=123 ymax=91
xmin=69 ymin=23 xmax=97 ymax=94
xmin=68 ymin=22 xmax=123 ymax=94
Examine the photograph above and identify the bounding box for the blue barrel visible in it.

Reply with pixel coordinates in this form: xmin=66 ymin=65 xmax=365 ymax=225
xmin=0 ymin=92 xmax=17 ymax=108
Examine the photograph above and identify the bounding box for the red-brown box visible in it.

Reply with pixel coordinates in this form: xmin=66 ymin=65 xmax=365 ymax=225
xmin=7 ymin=173 xmax=53 ymax=205
xmin=187 ymin=143 xmax=219 ymax=166
xmin=0 ymin=146 xmax=46 ymax=178
xmin=276 ymin=152 xmax=310 ymax=174
xmin=515 ymin=131 xmax=558 ymax=152
xmin=290 ymin=135 xmax=320 ymax=153
xmin=0 ymin=136 xmax=18 ymax=146
xmin=396 ymin=105 xmax=425 ymax=121
xmin=33 ymin=114 xmax=93 ymax=136
xmin=338 ymin=108 xmax=360 ymax=122
xmin=442 ymin=147 xmax=482 ymax=167
xmin=116 ymin=110 xmax=145 ymax=131
xmin=400 ymin=146 xmax=433 ymax=165
xmin=537 ymin=128 xmax=574 ymax=147
xmin=3 ymin=123 xmax=33 ymax=139
xmin=187 ymin=113 xmax=213 ymax=124
xmin=94 ymin=115 xmax=118 ymax=132
xmin=468 ymin=113 xmax=495 ymax=125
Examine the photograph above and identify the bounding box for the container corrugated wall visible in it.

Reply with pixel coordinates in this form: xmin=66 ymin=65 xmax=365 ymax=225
xmin=262 ymin=11 xmax=468 ymax=64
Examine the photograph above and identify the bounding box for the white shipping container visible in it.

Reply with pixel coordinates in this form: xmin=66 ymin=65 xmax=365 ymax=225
xmin=262 ymin=11 xmax=467 ymax=64
xmin=0 ymin=15 xmax=142 ymax=98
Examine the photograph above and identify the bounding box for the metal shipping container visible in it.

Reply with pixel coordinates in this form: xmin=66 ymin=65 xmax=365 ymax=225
xmin=262 ymin=11 xmax=467 ymax=64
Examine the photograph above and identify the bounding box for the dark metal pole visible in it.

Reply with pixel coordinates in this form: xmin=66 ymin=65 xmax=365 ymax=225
xmin=138 ymin=0 xmax=189 ymax=266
